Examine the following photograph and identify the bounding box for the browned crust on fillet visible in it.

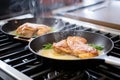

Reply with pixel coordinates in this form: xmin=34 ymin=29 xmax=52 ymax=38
xmin=53 ymin=36 xmax=98 ymax=59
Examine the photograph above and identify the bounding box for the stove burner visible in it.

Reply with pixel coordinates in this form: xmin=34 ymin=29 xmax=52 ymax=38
xmin=41 ymin=69 xmax=94 ymax=80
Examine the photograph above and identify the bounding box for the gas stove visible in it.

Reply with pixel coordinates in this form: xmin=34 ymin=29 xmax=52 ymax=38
xmin=0 ymin=14 xmax=120 ymax=80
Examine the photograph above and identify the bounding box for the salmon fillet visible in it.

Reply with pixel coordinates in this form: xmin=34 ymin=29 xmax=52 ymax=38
xmin=36 ymin=25 xmax=51 ymax=36
xmin=67 ymin=36 xmax=98 ymax=58
xmin=16 ymin=23 xmax=38 ymax=38
xmin=53 ymin=36 xmax=98 ymax=59
xmin=53 ymin=39 xmax=72 ymax=54
xmin=16 ymin=22 xmax=51 ymax=38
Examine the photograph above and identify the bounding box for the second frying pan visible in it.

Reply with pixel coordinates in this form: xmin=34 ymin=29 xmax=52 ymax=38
xmin=0 ymin=17 xmax=65 ymax=42
xmin=29 ymin=30 xmax=120 ymax=68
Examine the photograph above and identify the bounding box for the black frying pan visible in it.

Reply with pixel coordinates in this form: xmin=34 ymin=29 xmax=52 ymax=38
xmin=0 ymin=17 xmax=65 ymax=42
xmin=29 ymin=30 xmax=120 ymax=68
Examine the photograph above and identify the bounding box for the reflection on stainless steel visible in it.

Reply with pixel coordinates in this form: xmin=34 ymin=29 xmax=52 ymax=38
xmin=56 ymin=16 xmax=120 ymax=35
xmin=90 ymin=0 xmax=111 ymax=11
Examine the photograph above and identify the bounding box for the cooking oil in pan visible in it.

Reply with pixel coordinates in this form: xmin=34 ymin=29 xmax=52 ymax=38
xmin=38 ymin=49 xmax=103 ymax=60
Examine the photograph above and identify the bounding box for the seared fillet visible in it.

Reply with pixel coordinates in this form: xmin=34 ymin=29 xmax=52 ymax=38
xmin=53 ymin=39 xmax=72 ymax=54
xmin=67 ymin=36 xmax=87 ymax=44
xmin=36 ymin=25 xmax=51 ymax=36
xmin=16 ymin=22 xmax=51 ymax=38
xmin=67 ymin=36 xmax=98 ymax=58
xmin=16 ymin=23 xmax=38 ymax=38
xmin=53 ymin=36 xmax=98 ymax=59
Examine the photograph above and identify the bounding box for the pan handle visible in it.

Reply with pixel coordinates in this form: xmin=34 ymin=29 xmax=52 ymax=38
xmin=104 ymin=56 xmax=120 ymax=66
xmin=14 ymin=36 xmax=34 ymax=42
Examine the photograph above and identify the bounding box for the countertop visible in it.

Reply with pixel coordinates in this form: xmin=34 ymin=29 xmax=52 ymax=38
xmin=53 ymin=0 xmax=120 ymax=30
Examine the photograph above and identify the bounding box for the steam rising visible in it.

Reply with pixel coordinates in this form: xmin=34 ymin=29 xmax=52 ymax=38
xmin=0 ymin=0 xmax=81 ymax=19
xmin=29 ymin=0 xmax=81 ymax=18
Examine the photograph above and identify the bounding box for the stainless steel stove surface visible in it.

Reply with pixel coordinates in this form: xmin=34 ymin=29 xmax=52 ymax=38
xmin=0 ymin=16 xmax=120 ymax=80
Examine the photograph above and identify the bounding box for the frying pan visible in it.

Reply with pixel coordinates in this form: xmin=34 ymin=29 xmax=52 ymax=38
xmin=0 ymin=17 xmax=65 ymax=42
xmin=29 ymin=30 xmax=120 ymax=68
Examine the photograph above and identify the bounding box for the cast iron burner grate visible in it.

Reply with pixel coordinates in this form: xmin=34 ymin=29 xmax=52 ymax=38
xmin=0 ymin=21 xmax=120 ymax=80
